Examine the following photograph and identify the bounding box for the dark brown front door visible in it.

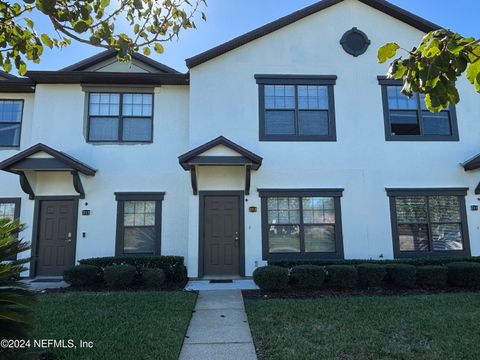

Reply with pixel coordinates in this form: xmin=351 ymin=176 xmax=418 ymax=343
xmin=203 ymin=195 xmax=241 ymax=276
xmin=36 ymin=200 xmax=77 ymax=276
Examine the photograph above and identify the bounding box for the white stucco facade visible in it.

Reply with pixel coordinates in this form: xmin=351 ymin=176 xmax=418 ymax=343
xmin=1 ymin=0 xmax=479 ymax=278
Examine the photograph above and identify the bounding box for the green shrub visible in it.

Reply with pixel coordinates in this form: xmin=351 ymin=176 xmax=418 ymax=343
xmin=357 ymin=264 xmax=386 ymax=288
xmin=0 ymin=219 xmax=36 ymax=344
xmin=142 ymin=268 xmax=166 ymax=288
xmin=447 ymin=262 xmax=480 ymax=288
xmin=325 ymin=265 xmax=358 ymax=289
xmin=79 ymin=256 xmax=185 ymax=282
xmin=270 ymin=257 xmax=480 ymax=268
xmin=103 ymin=265 xmax=137 ymax=289
xmin=63 ymin=265 xmax=98 ymax=287
xmin=416 ymin=266 xmax=448 ymax=288
xmin=386 ymin=264 xmax=416 ymax=288
xmin=253 ymin=266 xmax=289 ymax=291
xmin=290 ymin=265 xmax=325 ymax=289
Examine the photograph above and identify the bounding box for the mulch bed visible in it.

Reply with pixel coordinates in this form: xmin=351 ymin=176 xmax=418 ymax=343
xmin=44 ymin=280 xmax=188 ymax=293
xmin=243 ymin=287 xmax=480 ymax=300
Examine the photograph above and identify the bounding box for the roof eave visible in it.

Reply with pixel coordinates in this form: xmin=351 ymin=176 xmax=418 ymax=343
xmin=0 ymin=79 xmax=36 ymax=93
xmin=25 ymin=71 xmax=190 ymax=85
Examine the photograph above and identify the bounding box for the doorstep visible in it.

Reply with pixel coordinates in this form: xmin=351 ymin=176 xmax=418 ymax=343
xmin=185 ymin=279 xmax=259 ymax=291
xmin=21 ymin=277 xmax=70 ymax=290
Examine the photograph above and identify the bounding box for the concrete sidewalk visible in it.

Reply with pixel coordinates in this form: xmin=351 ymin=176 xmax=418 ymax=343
xmin=179 ymin=290 xmax=257 ymax=360
xmin=185 ymin=280 xmax=259 ymax=291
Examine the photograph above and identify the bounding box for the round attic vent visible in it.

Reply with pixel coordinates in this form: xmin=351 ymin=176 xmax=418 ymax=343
xmin=340 ymin=27 xmax=371 ymax=57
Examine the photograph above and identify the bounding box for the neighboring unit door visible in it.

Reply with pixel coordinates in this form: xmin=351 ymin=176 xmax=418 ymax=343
xmin=36 ymin=200 xmax=77 ymax=276
xmin=203 ymin=195 xmax=241 ymax=277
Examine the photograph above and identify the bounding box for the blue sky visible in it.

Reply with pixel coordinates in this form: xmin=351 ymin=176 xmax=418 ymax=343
xmin=25 ymin=0 xmax=479 ymax=73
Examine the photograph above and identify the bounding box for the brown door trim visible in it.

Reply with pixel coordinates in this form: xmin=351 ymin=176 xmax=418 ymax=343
xmin=198 ymin=191 xmax=245 ymax=278
xmin=30 ymin=196 xmax=79 ymax=278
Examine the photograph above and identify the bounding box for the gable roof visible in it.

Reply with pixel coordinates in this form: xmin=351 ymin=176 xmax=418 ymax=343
xmin=0 ymin=143 xmax=96 ymax=176
xmin=185 ymin=0 xmax=440 ymax=69
xmin=61 ymin=49 xmax=180 ymax=74
xmin=178 ymin=136 xmax=263 ymax=170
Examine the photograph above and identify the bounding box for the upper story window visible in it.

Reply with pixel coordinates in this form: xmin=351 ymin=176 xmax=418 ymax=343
xmin=0 ymin=100 xmax=23 ymax=147
xmin=378 ymin=78 xmax=459 ymax=141
xmin=258 ymin=189 xmax=344 ymax=261
xmin=88 ymin=93 xmax=153 ymax=143
xmin=255 ymin=75 xmax=337 ymax=141
xmin=387 ymin=189 xmax=470 ymax=258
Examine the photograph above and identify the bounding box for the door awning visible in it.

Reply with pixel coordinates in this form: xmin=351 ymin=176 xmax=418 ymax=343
xmin=0 ymin=143 xmax=96 ymax=199
xmin=462 ymin=153 xmax=480 ymax=194
xmin=178 ymin=136 xmax=263 ymax=195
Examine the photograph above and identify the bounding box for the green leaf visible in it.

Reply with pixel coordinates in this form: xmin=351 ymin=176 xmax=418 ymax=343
xmin=73 ymin=21 xmax=88 ymax=33
xmin=378 ymin=43 xmax=400 ymax=64
xmin=3 ymin=62 xmax=12 ymax=73
xmin=143 ymin=47 xmax=150 ymax=56
xmin=447 ymin=40 xmax=465 ymax=55
xmin=466 ymin=61 xmax=480 ymax=91
xmin=154 ymin=43 xmax=164 ymax=54
xmin=18 ymin=62 xmax=27 ymax=76
xmin=40 ymin=33 xmax=53 ymax=48
xmin=24 ymin=17 xmax=34 ymax=29
xmin=423 ymin=39 xmax=441 ymax=58
xmin=425 ymin=93 xmax=442 ymax=112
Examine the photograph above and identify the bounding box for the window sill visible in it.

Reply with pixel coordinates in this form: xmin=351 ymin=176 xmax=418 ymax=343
xmin=117 ymin=253 xmax=159 ymax=257
xmin=87 ymin=141 xmax=154 ymax=145
xmin=0 ymin=146 xmax=20 ymax=150
xmin=260 ymin=136 xmax=337 ymax=142
xmin=385 ymin=135 xmax=460 ymax=142
xmin=263 ymin=252 xmax=344 ymax=261
xmin=394 ymin=250 xmax=471 ymax=259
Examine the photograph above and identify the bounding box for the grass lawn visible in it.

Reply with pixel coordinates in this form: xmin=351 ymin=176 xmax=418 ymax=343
xmin=30 ymin=291 xmax=196 ymax=360
xmin=245 ymin=293 xmax=480 ymax=360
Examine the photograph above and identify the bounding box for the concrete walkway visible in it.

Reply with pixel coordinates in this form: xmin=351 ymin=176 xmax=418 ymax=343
xmin=185 ymin=280 xmax=259 ymax=291
xmin=179 ymin=290 xmax=257 ymax=360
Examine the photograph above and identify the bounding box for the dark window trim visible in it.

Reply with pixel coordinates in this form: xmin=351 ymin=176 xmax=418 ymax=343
xmin=0 ymin=99 xmax=24 ymax=149
xmin=0 ymin=197 xmax=21 ymax=261
xmin=87 ymin=92 xmax=154 ymax=144
xmin=114 ymin=192 xmax=165 ymax=256
xmin=256 ymin=75 xmax=337 ymax=142
xmin=386 ymin=188 xmax=471 ymax=259
xmin=386 ymin=188 xmax=468 ymax=197
xmin=255 ymin=74 xmax=337 ymax=85
xmin=258 ymin=188 xmax=344 ymax=261
xmin=378 ymin=78 xmax=459 ymax=142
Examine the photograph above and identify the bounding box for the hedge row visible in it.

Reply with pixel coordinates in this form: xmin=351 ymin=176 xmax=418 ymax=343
xmin=78 ymin=256 xmax=186 ymax=282
xmin=253 ymin=262 xmax=480 ymax=291
xmin=270 ymin=257 xmax=480 ymax=268
xmin=64 ymin=264 xmax=166 ymax=289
